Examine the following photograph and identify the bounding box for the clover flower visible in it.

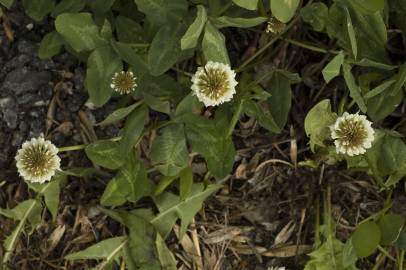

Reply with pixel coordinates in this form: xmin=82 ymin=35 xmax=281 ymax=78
xmin=330 ymin=112 xmax=374 ymax=156
xmin=110 ymin=71 xmax=137 ymax=95
xmin=15 ymin=136 xmax=61 ymax=183
xmin=266 ymin=17 xmax=286 ymax=34
xmin=191 ymin=61 xmax=238 ymax=107
xmin=267 ymin=267 xmax=286 ymax=270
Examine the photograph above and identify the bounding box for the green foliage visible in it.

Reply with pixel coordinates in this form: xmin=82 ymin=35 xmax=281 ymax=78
xmin=202 ymin=21 xmax=230 ymax=65
xmin=101 ymin=152 xmax=153 ymax=206
xmin=322 ymin=52 xmax=344 ymax=83
xmin=55 ymin=13 xmax=107 ymax=53
xmin=378 ymin=214 xmax=405 ymax=245
xmin=300 ymin=2 xmax=328 ymax=32
xmin=22 ymin=0 xmax=55 ymax=21
xmin=65 ymin=236 xmax=127 ymax=260
xmin=181 ymin=5 xmax=207 ymax=50
xmin=151 ymin=183 xmax=221 ymax=238
xmin=85 ymin=140 xmax=124 ymax=170
xmin=232 ymin=0 xmax=258 ymax=10
xmin=351 ymin=222 xmax=381 ymax=258
xmin=304 ymin=100 xmax=337 ymax=151
xmin=271 ymin=0 xmax=300 ymax=23
xmin=150 ymin=124 xmax=189 ymax=176
xmin=38 ymin=31 xmax=64 ymax=59
xmin=85 ymin=46 xmax=122 ymax=107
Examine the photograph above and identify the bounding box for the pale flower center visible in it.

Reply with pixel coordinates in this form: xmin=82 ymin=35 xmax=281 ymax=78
xmin=20 ymin=145 xmax=55 ymax=176
xmin=336 ymin=119 xmax=368 ymax=147
xmin=197 ymin=68 xmax=230 ymax=100
xmin=112 ymin=72 xmax=136 ymax=93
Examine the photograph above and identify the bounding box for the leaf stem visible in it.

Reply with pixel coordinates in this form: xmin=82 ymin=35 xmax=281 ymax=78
xmin=236 ymin=0 xmax=314 ymax=72
xmin=58 ymin=136 xmax=121 ymax=153
xmin=377 ymin=245 xmax=397 ymax=262
xmin=281 ymin=38 xmax=341 ymax=55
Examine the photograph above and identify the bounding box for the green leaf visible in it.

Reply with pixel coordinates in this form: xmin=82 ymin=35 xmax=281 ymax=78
xmin=395 ymin=232 xmax=406 ymax=251
xmin=43 ymin=173 xmax=65 ymax=221
xmin=110 ymin=41 xmax=149 ymax=80
xmin=244 ymin=99 xmax=280 ymax=133
xmin=101 ymin=153 xmax=153 ymax=206
xmin=115 ymin=16 xmax=145 ymax=43
xmin=363 ymin=80 xmax=396 ymax=100
xmin=304 ymin=99 xmax=338 ymax=151
xmin=342 ymin=239 xmax=358 ymax=268
xmin=154 ymin=175 xmax=179 ymax=196
xmin=1 ymin=199 xmax=42 ymax=263
xmin=156 ymin=234 xmax=177 ymax=270
xmin=133 ymin=0 xmax=188 ymax=26
xmin=88 ymin=0 xmax=115 ymax=13
xmin=150 ymin=124 xmax=189 ymax=176
xmin=85 ymin=140 xmax=124 ymax=170
xmin=179 ymin=167 xmax=193 ymax=201
xmin=85 ymin=46 xmax=122 ymax=107
xmin=184 ymin=112 xmax=236 ymax=179
xmin=0 ymin=0 xmax=14 ymax=8
xmin=343 ymin=63 xmax=367 ymax=112
xmin=181 ymin=5 xmax=207 ymax=50
xmin=322 ymin=51 xmax=344 ymax=83
xmin=148 ymin=22 xmax=186 ymax=76
xmin=65 ymin=236 xmax=127 ymax=260
xmin=270 ymin=0 xmax=300 ymax=23
xmin=101 ymin=209 xmax=161 ymax=269
xmin=202 ymin=21 xmax=230 ymax=65
xmin=151 ymin=184 xmax=221 ymax=238
xmin=232 ymin=0 xmax=258 ymax=10
xmin=345 ymin=7 xmax=357 ymax=59
xmin=51 ymin=0 xmax=85 ymax=17
xmin=267 ymin=71 xmax=295 ymax=131
xmin=352 ymin=221 xmax=381 ymax=258
xmin=97 ymin=101 xmax=143 ymax=126
xmin=212 ymin=16 xmax=267 ymax=29
xmin=55 ymin=12 xmax=107 ymax=52
xmin=365 ymin=130 xmax=406 ymax=178
xmin=119 ymin=104 xmax=148 ymax=156
xmin=300 ymin=2 xmax=328 ymax=32
xmin=390 ymin=63 xmax=406 ymax=97
xmin=349 ymin=0 xmax=384 ymax=13
xmin=378 ymin=214 xmax=405 ymax=245
xmin=38 ymin=31 xmax=64 ymax=60
xmin=352 ymin=59 xmax=397 ymax=70
xmin=22 ymin=0 xmax=55 ymax=21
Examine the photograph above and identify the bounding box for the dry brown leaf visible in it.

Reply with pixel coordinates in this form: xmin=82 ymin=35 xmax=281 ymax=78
xmin=47 ymin=224 xmax=66 ymax=252
xmin=273 ymin=220 xmax=296 ymax=246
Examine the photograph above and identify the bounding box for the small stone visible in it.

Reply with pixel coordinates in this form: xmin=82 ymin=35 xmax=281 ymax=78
xmin=26 ymin=23 xmax=34 ymax=30
xmin=3 ymin=108 xmax=18 ymax=129
xmin=17 ymin=39 xmax=38 ymax=55
xmin=2 ymin=68 xmax=51 ymax=95
xmin=11 ymin=132 xmax=24 ymax=147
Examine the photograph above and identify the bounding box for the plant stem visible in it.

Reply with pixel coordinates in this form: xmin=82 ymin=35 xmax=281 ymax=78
xmin=399 ymin=250 xmax=404 ymax=270
xmin=236 ymin=0 xmax=314 ymax=73
xmin=58 ymin=136 xmax=121 ymax=152
xmin=377 ymin=245 xmax=397 ymax=262
xmin=281 ymin=38 xmax=341 ymax=55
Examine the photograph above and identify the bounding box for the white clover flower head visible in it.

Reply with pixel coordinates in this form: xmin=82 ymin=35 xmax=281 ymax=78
xmin=191 ymin=61 xmax=238 ymax=107
xmin=110 ymin=71 xmax=137 ymax=95
xmin=267 ymin=267 xmax=286 ymax=270
xmin=15 ymin=136 xmax=61 ymax=183
xmin=330 ymin=112 xmax=375 ymax=156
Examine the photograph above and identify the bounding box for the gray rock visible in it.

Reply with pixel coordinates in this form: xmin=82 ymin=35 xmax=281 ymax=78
xmin=4 ymin=54 xmax=30 ymax=69
xmin=3 ymin=108 xmax=18 ymax=128
xmin=0 ymin=96 xmax=15 ymax=109
xmin=2 ymin=68 xmax=51 ymax=95
xmin=11 ymin=132 xmax=24 ymax=147
xmin=17 ymin=39 xmax=38 ymax=55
